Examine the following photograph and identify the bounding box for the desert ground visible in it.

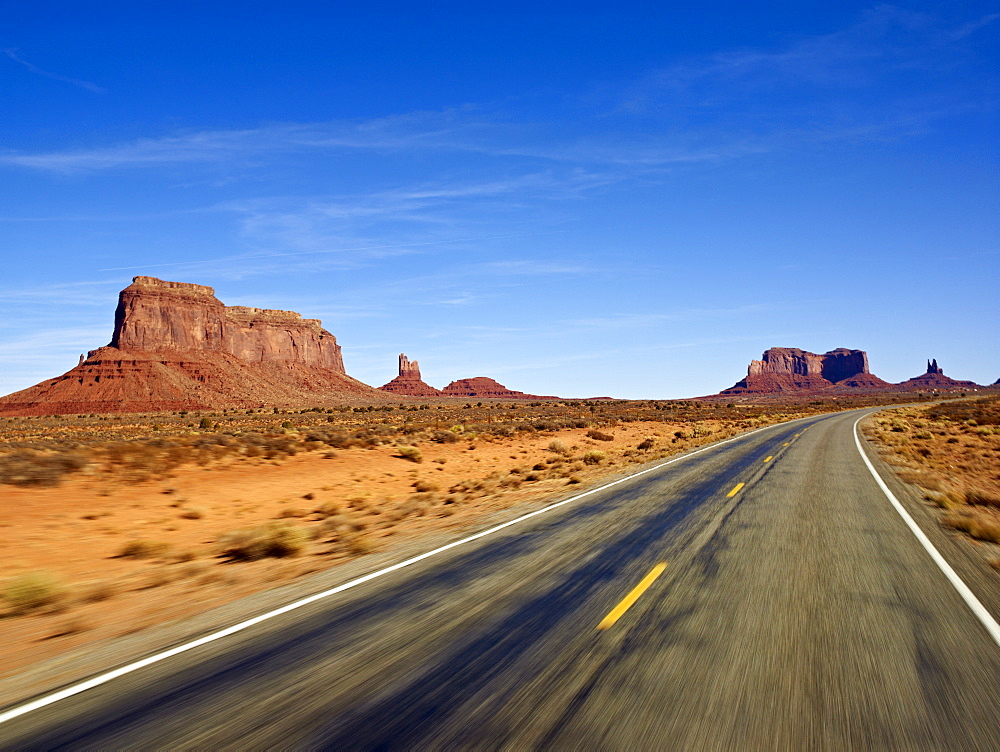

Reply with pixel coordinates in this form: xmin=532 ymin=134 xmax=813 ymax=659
xmin=0 ymin=393 xmax=979 ymax=679
xmin=863 ymin=395 xmax=1000 ymax=566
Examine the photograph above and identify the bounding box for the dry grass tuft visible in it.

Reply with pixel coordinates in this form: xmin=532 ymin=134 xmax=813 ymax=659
xmin=395 ymin=446 xmax=423 ymax=463
xmin=341 ymin=530 xmax=378 ymax=556
xmin=942 ymin=513 xmax=1000 ymax=544
xmin=548 ymin=439 xmax=570 ymax=455
xmin=118 ymin=540 xmax=171 ymax=559
xmin=965 ymin=488 xmax=1000 ymax=508
xmin=0 ymin=451 xmax=87 ymax=487
xmin=79 ymin=579 xmax=119 ymax=603
xmin=218 ymin=523 xmax=309 ymax=561
xmin=3 ymin=571 xmax=66 ymax=613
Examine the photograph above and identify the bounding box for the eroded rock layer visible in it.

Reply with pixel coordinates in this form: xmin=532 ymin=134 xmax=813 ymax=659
xmin=112 ymin=277 xmax=345 ymax=370
xmin=0 ymin=276 xmax=386 ymax=415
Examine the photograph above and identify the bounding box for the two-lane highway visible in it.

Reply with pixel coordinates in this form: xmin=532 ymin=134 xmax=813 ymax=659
xmin=1 ymin=409 xmax=998 ymax=749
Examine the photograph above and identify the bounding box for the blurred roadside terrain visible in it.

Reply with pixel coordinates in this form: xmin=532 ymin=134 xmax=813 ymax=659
xmin=864 ymin=395 xmax=1000 ymax=569
xmin=0 ymin=393 xmax=987 ymax=679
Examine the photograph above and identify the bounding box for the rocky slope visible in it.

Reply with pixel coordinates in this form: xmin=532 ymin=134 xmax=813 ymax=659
xmin=0 ymin=277 xmax=386 ymax=415
xmin=441 ymin=377 xmax=558 ymax=400
xmin=378 ymin=354 xmax=442 ymax=397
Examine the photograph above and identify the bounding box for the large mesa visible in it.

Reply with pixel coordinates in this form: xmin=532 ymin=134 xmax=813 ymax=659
xmin=722 ymin=347 xmax=888 ymax=394
xmin=0 ymin=276 xmax=384 ymax=415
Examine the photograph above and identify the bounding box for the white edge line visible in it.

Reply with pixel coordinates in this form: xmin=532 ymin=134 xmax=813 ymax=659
xmin=0 ymin=417 xmax=803 ymax=726
xmin=853 ymin=416 xmax=1000 ymax=647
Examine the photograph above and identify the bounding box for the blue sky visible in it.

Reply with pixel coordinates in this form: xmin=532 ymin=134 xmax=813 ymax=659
xmin=1 ymin=1 xmax=997 ymax=399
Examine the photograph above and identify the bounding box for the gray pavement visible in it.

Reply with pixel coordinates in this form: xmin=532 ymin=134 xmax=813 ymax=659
xmin=1 ymin=408 xmax=997 ymax=750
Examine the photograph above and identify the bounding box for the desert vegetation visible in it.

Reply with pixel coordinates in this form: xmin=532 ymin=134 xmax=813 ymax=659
xmin=864 ymin=395 xmax=1000 ymax=564
xmin=0 ymin=394 xmax=929 ymax=489
xmin=0 ymin=393 xmax=936 ymax=677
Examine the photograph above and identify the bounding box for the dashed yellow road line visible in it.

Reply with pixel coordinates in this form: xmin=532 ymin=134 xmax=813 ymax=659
xmin=597 ymin=562 xmax=668 ymax=630
xmin=782 ymin=442 xmax=789 ymax=446
xmin=726 ymin=482 xmax=745 ymax=498
xmin=763 ymin=456 xmax=773 ymax=463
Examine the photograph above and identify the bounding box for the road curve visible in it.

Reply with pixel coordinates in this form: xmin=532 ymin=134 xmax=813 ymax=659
xmin=1 ymin=408 xmax=998 ymax=750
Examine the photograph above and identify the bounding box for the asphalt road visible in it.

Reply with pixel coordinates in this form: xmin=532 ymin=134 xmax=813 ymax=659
xmin=2 ymin=408 xmax=998 ymax=750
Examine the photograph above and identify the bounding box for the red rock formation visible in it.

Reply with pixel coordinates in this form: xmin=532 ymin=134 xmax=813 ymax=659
xmin=834 ymin=373 xmax=893 ymax=389
xmin=0 ymin=276 xmax=386 ymax=415
xmin=441 ymin=377 xmax=557 ymax=400
xmin=723 ymin=347 xmax=889 ymax=394
xmin=398 ymin=354 xmax=420 ymax=379
xmin=895 ymin=359 xmax=980 ymax=391
xmin=112 ymin=277 xmax=345 ymax=371
xmin=378 ymin=354 xmax=442 ymax=397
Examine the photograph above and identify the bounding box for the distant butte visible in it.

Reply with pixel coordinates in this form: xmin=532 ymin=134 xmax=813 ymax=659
xmin=722 ymin=347 xmax=890 ymax=394
xmin=378 ymin=353 xmax=560 ymax=400
xmin=378 ymin=354 xmax=442 ymax=397
xmin=717 ymin=348 xmax=986 ymax=397
xmin=894 ymin=358 xmax=980 ymax=391
xmin=0 ymin=276 xmax=387 ymax=415
xmin=441 ymin=376 xmax=558 ymax=400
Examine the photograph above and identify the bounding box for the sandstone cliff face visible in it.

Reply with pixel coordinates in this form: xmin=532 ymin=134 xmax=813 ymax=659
xmin=0 ymin=276 xmax=384 ymax=415
xmin=378 ymin=354 xmax=443 ymax=397
xmin=398 ymin=354 xmax=421 ymax=379
xmin=112 ymin=277 xmax=344 ymax=371
xmin=724 ymin=347 xmax=888 ymax=394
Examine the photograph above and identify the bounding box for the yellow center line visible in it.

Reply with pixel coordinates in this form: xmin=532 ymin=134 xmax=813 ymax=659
xmin=726 ymin=482 xmax=745 ymax=498
xmin=597 ymin=562 xmax=668 ymax=630
xmin=782 ymin=442 xmax=789 ymax=446
xmin=763 ymin=456 xmax=773 ymax=463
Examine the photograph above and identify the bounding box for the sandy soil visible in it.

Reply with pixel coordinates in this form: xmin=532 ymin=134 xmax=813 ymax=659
xmin=0 ymin=419 xmax=751 ymax=679
xmin=863 ymin=399 xmax=1000 ymax=567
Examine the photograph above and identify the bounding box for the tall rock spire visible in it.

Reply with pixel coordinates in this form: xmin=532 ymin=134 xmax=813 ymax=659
xmin=379 ymin=353 xmax=442 ymax=397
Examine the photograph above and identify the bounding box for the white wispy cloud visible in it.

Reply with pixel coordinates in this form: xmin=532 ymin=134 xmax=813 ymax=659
xmin=0 ymin=279 xmax=121 ymax=306
xmin=1 ymin=7 xmax=990 ymax=179
xmin=568 ymin=304 xmax=773 ymax=330
xmin=0 ymin=326 xmax=107 ymax=356
xmin=0 ymin=110 xmax=505 ymax=173
xmin=623 ymin=6 xmax=939 ymax=103
xmin=612 ymin=4 xmax=993 ymax=149
xmin=944 ymin=12 xmax=1000 ymax=41
xmin=90 ymin=170 xmax=594 ymax=278
xmin=4 ymin=48 xmax=106 ymax=93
